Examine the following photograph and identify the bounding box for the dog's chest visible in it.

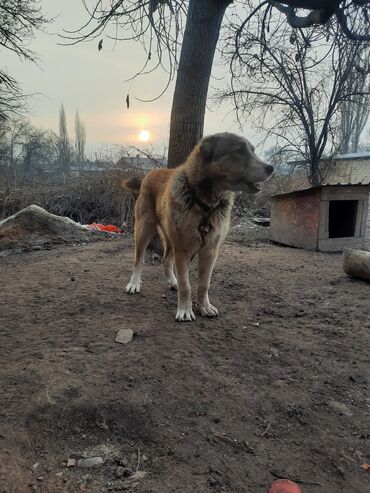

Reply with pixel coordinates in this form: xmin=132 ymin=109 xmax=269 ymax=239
xmin=193 ymin=201 xmax=231 ymax=246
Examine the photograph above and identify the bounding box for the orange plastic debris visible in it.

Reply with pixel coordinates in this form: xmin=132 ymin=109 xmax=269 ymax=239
xmin=87 ymin=223 xmax=123 ymax=233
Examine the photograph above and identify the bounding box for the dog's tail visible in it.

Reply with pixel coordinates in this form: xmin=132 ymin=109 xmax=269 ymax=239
xmin=122 ymin=176 xmax=142 ymax=195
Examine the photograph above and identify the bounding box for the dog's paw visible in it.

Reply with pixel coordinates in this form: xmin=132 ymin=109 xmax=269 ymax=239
xmin=169 ymin=279 xmax=178 ymax=291
xmin=125 ymin=280 xmax=141 ymax=294
xmin=198 ymin=302 xmax=219 ymax=317
xmin=175 ymin=307 xmax=195 ymax=322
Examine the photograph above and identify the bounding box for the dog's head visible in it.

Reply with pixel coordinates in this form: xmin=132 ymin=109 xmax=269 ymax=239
xmin=198 ymin=133 xmax=273 ymax=193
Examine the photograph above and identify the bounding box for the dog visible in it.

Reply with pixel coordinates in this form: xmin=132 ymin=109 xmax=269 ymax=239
xmin=123 ymin=132 xmax=273 ymax=322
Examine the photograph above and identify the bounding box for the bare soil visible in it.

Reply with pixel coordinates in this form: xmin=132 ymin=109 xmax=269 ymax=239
xmin=1 ymin=236 xmax=369 ymax=493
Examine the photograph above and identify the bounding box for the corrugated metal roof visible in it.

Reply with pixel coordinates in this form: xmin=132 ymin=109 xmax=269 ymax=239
xmin=272 ymin=183 xmax=370 ymax=198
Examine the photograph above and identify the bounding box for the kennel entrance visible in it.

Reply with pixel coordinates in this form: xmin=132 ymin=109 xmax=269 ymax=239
xmin=318 ymin=186 xmax=369 ymax=251
xmin=328 ymin=200 xmax=358 ymax=238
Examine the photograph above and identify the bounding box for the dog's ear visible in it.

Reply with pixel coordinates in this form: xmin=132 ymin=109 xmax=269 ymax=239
xmin=199 ymin=135 xmax=217 ymax=161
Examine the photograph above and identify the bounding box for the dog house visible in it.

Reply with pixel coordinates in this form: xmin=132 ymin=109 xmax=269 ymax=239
xmin=270 ymin=184 xmax=370 ymax=252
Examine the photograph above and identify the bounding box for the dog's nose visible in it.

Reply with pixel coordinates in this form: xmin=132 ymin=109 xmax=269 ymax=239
xmin=265 ymin=164 xmax=274 ymax=175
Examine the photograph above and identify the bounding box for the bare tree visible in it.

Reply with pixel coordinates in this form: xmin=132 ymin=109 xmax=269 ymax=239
xmin=221 ymin=13 xmax=370 ymax=185
xmin=0 ymin=0 xmax=48 ymax=120
xmin=20 ymin=127 xmax=56 ymax=186
xmin=0 ymin=72 xmax=27 ymax=122
xmin=271 ymin=1 xmax=370 ymax=40
xmin=66 ymin=1 xmax=369 ymax=168
xmin=339 ymin=47 xmax=370 ymax=153
xmin=0 ymin=118 xmax=31 ymax=186
xmin=75 ymin=110 xmax=86 ymax=168
xmin=0 ymin=118 xmax=56 ymax=188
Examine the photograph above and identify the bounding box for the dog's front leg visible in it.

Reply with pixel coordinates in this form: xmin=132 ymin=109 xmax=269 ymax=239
xmin=174 ymin=250 xmax=195 ymax=322
xmin=197 ymin=247 xmax=219 ymax=317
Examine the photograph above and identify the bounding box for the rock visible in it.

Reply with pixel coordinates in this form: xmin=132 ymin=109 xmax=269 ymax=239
xmin=129 ymin=471 xmax=147 ymax=480
xmin=115 ymin=329 xmax=134 ymax=345
xmin=268 ymin=347 xmax=279 ymax=358
xmin=67 ymin=458 xmax=77 ymax=467
xmin=328 ymin=400 xmax=353 ymax=417
xmin=77 ymin=457 xmax=104 ymax=468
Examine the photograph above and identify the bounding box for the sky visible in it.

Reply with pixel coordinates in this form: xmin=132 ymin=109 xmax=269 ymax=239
xmin=2 ymin=0 xmax=255 ymax=154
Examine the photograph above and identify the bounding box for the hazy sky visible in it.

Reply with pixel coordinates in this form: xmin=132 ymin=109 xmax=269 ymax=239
xmin=3 ymin=0 xmax=255 ymax=152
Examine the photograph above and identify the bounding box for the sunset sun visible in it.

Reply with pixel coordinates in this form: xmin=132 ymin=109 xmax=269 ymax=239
xmin=139 ymin=129 xmax=150 ymax=142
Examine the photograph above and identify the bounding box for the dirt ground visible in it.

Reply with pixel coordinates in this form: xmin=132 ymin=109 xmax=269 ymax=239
xmin=1 ymin=235 xmax=369 ymax=493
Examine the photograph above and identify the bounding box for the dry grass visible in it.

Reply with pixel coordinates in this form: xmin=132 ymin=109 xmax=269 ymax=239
xmin=0 ymin=170 xmax=141 ymax=227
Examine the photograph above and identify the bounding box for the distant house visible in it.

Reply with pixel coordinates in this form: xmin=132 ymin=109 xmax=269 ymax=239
xmin=116 ymin=155 xmax=166 ymax=173
xmin=70 ymin=160 xmax=115 ymax=176
xmin=270 ymin=153 xmax=370 ymax=252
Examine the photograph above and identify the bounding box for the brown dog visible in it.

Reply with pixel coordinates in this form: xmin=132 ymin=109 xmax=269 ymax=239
xmin=123 ymin=133 xmax=273 ymax=321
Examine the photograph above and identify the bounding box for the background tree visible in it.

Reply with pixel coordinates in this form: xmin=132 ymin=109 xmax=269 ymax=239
xmin=0 ymin=118 xmax=56 ymax=188
xmin=0 ymin=119 xmax=31 ymax=187
xmin=339 ymin=48 xmax=370 ymax=153
xmin=20 ymin=126 xmax=56 ymax=186
xmin=55 ymin=104 xmax=73 ymax=179
xmin=221 ymin=15 xmax=370 ymax=185
xmin=75 ymin=110 xmax=86 ymax=168
xmin=0 ymin=0 xmax=48 ymax=120
xmin=70 ymin=0 xmax=370 ymax=167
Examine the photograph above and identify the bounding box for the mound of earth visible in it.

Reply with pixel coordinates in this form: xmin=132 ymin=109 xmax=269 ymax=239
xmin=0 ymin=205 xmax=90 ymax=253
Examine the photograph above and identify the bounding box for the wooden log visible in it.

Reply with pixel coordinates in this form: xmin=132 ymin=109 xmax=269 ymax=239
xmin=343 ymin=248 xmax=370 ymax=281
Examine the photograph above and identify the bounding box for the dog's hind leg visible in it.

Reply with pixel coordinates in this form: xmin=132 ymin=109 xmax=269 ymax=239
xmin=197 ymin=247 xmax=219 ymax=317
xmin=126 ymin=210 xmax=156 ymax=294
xmin=163 ymin=245 xmax=178 ymax=291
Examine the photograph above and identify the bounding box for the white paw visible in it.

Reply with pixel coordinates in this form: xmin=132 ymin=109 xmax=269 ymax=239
xmin=175 ymin=307 xmax=196 ymax=322
xmin=169 ymin=279 xmax=178 ymax=291
xmin=198 ymin=302 xmax=219 ymax=317
xmin=125 ymin=280 xmax=141 ymax=294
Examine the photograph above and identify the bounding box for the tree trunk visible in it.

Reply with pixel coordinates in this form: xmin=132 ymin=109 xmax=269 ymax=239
xmin=309 ymin=153 xmax=321 ymax=187
xmin=167 ymin=0 xmax=231 ymax=168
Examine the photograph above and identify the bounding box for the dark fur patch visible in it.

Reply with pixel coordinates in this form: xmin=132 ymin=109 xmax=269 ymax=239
xmin=122 ymin=177 xmax=142 ymax=193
